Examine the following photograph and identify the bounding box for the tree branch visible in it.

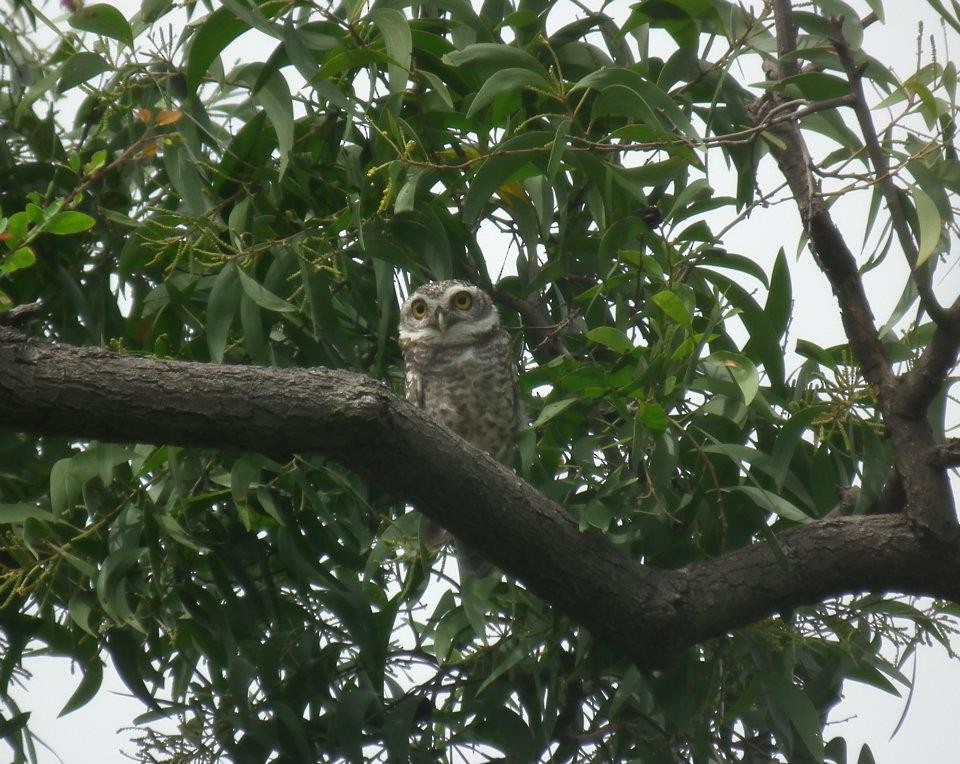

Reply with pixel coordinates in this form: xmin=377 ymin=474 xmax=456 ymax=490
xmin=898 ymin=295 xmax=960 ymax=415
xmin=772 ymin=0 xmax=801 ymax=78
xmin=829 ymin=16 xmax=953 ymax=328
xmin=2 ymin=328 xmax=960 ymax=668
xmin=761 ymin=1 xmax=958 ymax=538
xmin=490 ymin=288 xmax=567 ymax=361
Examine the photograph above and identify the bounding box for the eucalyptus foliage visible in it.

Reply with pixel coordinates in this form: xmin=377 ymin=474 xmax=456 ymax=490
xmin=0 ymin=0 xmax=958 ymax=761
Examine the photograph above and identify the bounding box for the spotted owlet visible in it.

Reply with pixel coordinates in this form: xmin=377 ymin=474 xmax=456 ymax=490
xmin=398 ymin=280 xmax=520 ymax=575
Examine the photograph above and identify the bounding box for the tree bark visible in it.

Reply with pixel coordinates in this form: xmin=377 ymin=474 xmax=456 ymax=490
xmin=1 ymin=327 xmax=958 ymax=668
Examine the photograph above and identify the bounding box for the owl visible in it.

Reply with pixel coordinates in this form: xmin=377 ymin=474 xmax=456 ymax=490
xmin=398 ymin=280 xmax=520 ymax=575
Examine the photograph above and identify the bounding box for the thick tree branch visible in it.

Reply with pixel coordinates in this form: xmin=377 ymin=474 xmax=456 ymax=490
xmin=2 ymin=329 xmax=960 ymax=668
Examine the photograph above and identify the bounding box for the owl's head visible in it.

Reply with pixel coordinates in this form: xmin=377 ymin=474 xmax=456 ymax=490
xmin=398 ymin=280 xmax=500 ymax=346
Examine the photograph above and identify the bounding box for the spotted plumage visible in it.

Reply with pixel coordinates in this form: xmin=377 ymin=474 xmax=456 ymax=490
xmin=398 ymin=280 xmax=520 ymax=575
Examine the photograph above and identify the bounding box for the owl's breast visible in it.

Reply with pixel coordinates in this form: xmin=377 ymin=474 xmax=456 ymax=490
xmin=412 ymin=339 xmax=518 ymax=463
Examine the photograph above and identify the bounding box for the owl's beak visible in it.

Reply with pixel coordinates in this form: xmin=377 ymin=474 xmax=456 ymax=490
xmin=435 ymin=308 xmax=448 ymax=333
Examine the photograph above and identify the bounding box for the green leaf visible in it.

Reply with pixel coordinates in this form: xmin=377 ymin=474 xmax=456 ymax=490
xmin=725 ymin=486 xmax=811 ymax=523
xmin=637 ymin=403 xmax=669 ymax=432
xmin=68 ymin=592 xmax=100 ymax=636
xmin=760 ymin=671 xmax=825 ymax=760
xmin=96 ymin=547 xmax=146 ymax=625
xmin=770 ymin=407 xmax=821 ymax=490
xmin=370 ymin=8 xmax=412 ymax=96
xmin=141 ymin=0 xmax=171 ymax=22
xmin=207 ymin=264 xmax=241 ymax=362
xmin=765 ymin=248 xmax=792 ymax=341
xmin=59 ymin=660 xmax=104 ymax=716
xmin=50 ymin=458 xmax=80 ymax=517
xmin=467 ymin=67 xmax=552 ymax=118
xmin=463 ymin=131 xmax=551 ymax=222
xmin=652 ymin=289 xmax=693 ymax=328
xmin=0 ymin=503 xmax=51 ymax=523
xmin=106 ymin=631 xmax=155 ymax=706
xmin=240 ymin=293 xmax=271 ymax=364
xmin=219 ymin=0 xmax=280 ymax=39
xmin=244 ymin=63 xmax=294 ymax=178
xmin=45 ymin=211 xmax=96 ymax=235
xmin=532 ymin=398 xmax=577 ymax=428
xmin=236 ymin=267 xmax=296 ymax=313
xmin=592 ymin=84 xmax=671 ymax=134
xmin=912 ymin=186 xmax=942 ymax=267
xmin=546 ymin=118 xmax=571 ymax=181
xmin=701 ymin=269 xmax=785 ymax=391
xmin=442 ymin=42 xmax=550 ymax=80
xmin=280 ymin=21 xmax=321 ymax=84
xmin=776 ymin=71 xmax=850 ymax=100
xmin=585 ymin=326 xmax=634 ymax=353
xmin=0 ymin=247 xmax=36 ymax=273
xmin=58 ymin=52 xmax=112 ymax=92
xmin=186 ymin=7 xmax=249 ymax=93
xmin=477 ymin=647 xmax=525 ymax=693
xmin=702 ymin=351 xmax=759 ymax=405
xmin=69 ymin=4 xmax=134 ymax=48
xmin=573 ymin=68 xmax=697 ymax=138
xmin=163 ymin=144 xmax=209 ymax=216
xmin=619 ymin=155 xmax=689 ymax=188
xmin=93 ymin=443 xmax=130 ymax=486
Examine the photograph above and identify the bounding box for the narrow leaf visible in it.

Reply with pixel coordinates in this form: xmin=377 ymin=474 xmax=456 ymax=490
xmin=725 ymin=486 xmax=811 ymax=523
xmin=912 ymin=186 xmax=942 ymax=267
xmin=59 ymin=660 xmax=104 ymax=716
xmin=206 ymin=264 xmax=241 ymax=362
xmin=532 ymin=398 xmax=577 ymax=428
xmin=58 ymin=52 xmax=111 ymax=92
xmin=186 ymin=7 xmax=249 ymax=93
xmin=236 ymin=267 xmax=296 ymax=313
xmin=467 ymin=68 xmax=552 ymax=118
xmin=370 ymin=8 xmax=412 ymax=95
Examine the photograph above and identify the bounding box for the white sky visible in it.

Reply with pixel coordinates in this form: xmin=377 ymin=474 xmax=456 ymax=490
xmin=4 ymin=1 xmax=959 ymax=762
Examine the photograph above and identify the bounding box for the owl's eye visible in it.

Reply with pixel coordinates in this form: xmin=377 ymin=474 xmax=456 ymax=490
xmin=452 ymin=291 xmax=473 ymax=311
xmin=411 ymin=299 xmax=428 ymax=319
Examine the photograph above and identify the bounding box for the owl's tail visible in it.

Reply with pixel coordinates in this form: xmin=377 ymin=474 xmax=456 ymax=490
xmin=455 ymin=541 xmax=494 ymax=578
xmin=421 ymin=517 xmax=495 ymax=577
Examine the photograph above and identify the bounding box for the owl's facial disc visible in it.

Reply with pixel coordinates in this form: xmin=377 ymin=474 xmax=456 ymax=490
xmin=398 ymin=281 xmax=499 ymax=346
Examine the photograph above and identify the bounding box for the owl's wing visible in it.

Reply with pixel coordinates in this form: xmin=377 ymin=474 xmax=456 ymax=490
xmin=404 ymin=366 xmax=423 ymax=408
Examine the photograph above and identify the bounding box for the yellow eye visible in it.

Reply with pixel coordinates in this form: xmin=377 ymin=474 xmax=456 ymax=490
xmin=452 ymin=291 xmax=473 ymax=310
xmin=411 ymin=299 xmax=427 ymax=319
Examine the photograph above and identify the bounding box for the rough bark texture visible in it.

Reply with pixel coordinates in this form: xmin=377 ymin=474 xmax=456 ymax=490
xmin=1 ymin=327 xmax=958 ymax=668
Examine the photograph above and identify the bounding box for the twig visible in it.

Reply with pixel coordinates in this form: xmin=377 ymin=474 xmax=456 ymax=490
xmin=0 ymin=299 xmax=44 ymax=326
xmin=397 ymin=95 xmax=855 ymax=175
xmin=933 ymin=439 xmax=960 ymax=467
xmin=491 ymin=289 xmax=569 ymax=360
